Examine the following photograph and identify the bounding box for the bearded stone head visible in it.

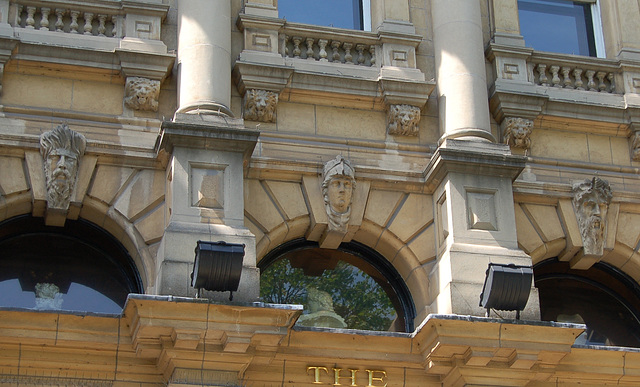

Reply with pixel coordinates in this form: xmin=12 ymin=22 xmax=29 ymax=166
xmin=572 ymin=177 xmax=613 ymax=256
xmin=244 ymin=89 xmax=278 ymax=123
xmin=40 ymin=124 xmax=86 ymax=210
xmin=387 ymin=104 xmax=421 ymax=136
xmin=322 ymin=156 xmax=356 ymax=233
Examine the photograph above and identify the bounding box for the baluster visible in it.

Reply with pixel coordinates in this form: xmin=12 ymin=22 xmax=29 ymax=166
xmin=55 ymin=9 xmax=65 ymax=32
xmin=355 ymin=44 xmax=365 ymax=65
xmin=305 ymin=37 xmax=315 ymax=60
xmin=596 ymin=71 xmax=607 ymax=92
xmin=26 ymin=7 xmax=36 ymax=29
xmin=561 ymin=67 xmax=572 ymax=88
xmin=83 ymin=13 xmax=94 ymax=35
xmin=40 ymin=8 xmax=50 ymax=31
xmin=318 ymin=39 xmax=328 ymax=62
xmin=585 ymin=70 xmax=596 ymax=91
xmin=536 ymin=64 xmax=548 ymax=86
xmin=369 ymin=45 xmax=376 ymax=66
xmin=70 ymin=11 xmax=80 ymax=33
xmin=17 ymin=5 xmax=23 ymax=26
xmin=343 ymin=42 xmax=353 ymax=64
xmin=98 ymin=15 xmax=107 ymax=36
xmin=550 ymin=65 xmax=561 ymax=87
xmin=283 ymin=35 xmax=290 ymax=57
xmin=292 ymin=36 xmax=302 ymax=58
xmin=607 ymin=73 xmax=615 ymax=93
xmin=573 ymin=68 xmax=584 ymax=90
xmin=110 ymin=15 xmax=117 ymax=37
xmin=331 ymin=41 xmax=341 ymax=62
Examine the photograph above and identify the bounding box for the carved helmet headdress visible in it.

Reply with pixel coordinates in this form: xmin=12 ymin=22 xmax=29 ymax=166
xmin=322 ymin=155 xmax=355 ymax=189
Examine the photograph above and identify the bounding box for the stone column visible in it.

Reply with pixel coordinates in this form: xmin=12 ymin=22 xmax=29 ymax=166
xmin=177 ymin=0 xmax=232 ymax=116
xmin=432 ymin=0 xmax=493 ymax=142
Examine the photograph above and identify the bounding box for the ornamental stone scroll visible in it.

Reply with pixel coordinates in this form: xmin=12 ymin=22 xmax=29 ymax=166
xmin=243 ymin=89 xmax=278 ymax=123
xmin=572 ymin=177 xmax=613 ymax=257
xmin=124 ymin=77 xmax=161 ymax=112
xmin=387 ymin=104 xmax=421 ymax=136
xmin=39 ymin=124 xmax=86 ymax=212
xmin=503 ymin=117 xmax=533 ymax=150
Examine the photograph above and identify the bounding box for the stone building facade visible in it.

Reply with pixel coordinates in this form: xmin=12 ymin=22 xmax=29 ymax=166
xmin=1 ymin=0 xmax=640 ymax=385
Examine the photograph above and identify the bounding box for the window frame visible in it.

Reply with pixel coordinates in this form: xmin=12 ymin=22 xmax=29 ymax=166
xmin=517 ymin=0 xmax=606 ymax=58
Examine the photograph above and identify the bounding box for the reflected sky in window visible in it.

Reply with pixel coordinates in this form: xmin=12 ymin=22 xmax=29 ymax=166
xmin=518 ymin=0 xmax=596 ymax=56
xmin=279 ymin=0 xmax=368 ymax=30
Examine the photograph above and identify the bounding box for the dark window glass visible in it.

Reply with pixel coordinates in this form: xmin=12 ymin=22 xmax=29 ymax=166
xmin=279 ymin=0 xmax=364 ymax=30
xmin=518 ymin=0 xmax=597 ymax=56
xmin=0 ymin=216 xmax=142 ymax=314
xmin=535 ymin=259 xmax=640 ymax=347
xmin=259 ymin=239 xmax=415 ymax=332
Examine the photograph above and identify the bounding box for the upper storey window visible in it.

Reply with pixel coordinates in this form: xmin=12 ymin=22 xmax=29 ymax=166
xmin=518 ymin=0 xmax=604 ymax=57
xmin=279 ymin=0 xmax=371 ymax=31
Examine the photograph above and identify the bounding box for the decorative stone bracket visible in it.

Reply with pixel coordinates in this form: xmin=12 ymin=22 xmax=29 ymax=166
xmin=632 ymin=131 xmax=640 ymax=161
xmin=124 ymin=76 xmax=160 ymax=112
xmin=387 ymin=104 xmax=421 ymax=136
xmin=243 ymin=89 xmax=278 ymax=123
xmin=502 ymin=117 xmax=533 ymax=150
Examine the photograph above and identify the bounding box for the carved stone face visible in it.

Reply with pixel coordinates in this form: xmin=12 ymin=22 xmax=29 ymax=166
xmin=504 ymin=117 xmax=533 ymax=149
xmin=387 ymin=104 xmax=421 ymax=136
xmin=45 ymin=149 xmax=77 ymax=202
xmin=40 ymin=124 xmax=86 ymax=211
xmin=124 ymin=77 xmax=160 ymax=112
xmin=327 ymin=176 xmax=353 ymax=214
xmin=244 ymin=89 xmax=277 ymax=122
xmin=573 ymin=177 xmax=612 ymax=256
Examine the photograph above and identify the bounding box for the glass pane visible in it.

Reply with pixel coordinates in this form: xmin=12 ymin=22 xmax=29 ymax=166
xmin=261 ymin=258 xmax=397 ymax=331
xmin=279 ymin=0 xmax=363 ymax=30
xmin=518 ymin=0 xmax=596 ymax=56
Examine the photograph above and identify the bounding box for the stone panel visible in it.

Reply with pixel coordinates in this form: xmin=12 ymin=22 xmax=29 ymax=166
xmin=587 ymin=134 xmax=613 ymax=164
xmin=364 ymin=190 xmax=404 ymax=227
xmin=136 ymin=204 xmax=166 ymax=244
xmin=530 ymin=130 xmax=588 ymax=161
xmin=89 ymin=165 xmax=137 ymax=205
xmin=522 ymin=203 xmax=565 ymax=242
xmin=265 ymin=181 xmax=307 ymax=220
xmin=2 ymin=73 xmax=73 ymax=110
xmin=244 ymin=179 xmax=284 ymax=232
xmin=276 ymin=102 xmax=316 ymax=134
xmin=72 ymin=80 xmax=124 ymax=115
xmin=388 ymin=193 xmax=434 ymax=242
xmin=0 ymin=157 xmax=28 ymax=196
xmin=514 ymin=203 xmax=544 ymax=258
xmin=408 ymin=223 xmax=436 ymax=264
xmin=316 ymin=106 xmax=386 ymax=141
xmin=114 ymin=169 xmax=165 ymax=222
xmin=616 ymin=212 xmax=640 ymax=249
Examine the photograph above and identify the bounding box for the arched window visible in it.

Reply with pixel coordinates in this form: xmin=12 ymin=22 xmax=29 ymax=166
xmin=535 ymin=258 xmax=640 ymax=347
xmin=259 ymin=239 xmax=415 ymax=332
xmin=0 ymin=215 xmax=142 ymax=314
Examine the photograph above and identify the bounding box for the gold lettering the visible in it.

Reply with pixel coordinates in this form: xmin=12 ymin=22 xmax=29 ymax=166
xmin=307 ymin=366 xmax=329 ymax=384
xmin=366 ymin=370 xmax=387 ymax=387
xmin=333 ymin=368 xmax=358 ymax=386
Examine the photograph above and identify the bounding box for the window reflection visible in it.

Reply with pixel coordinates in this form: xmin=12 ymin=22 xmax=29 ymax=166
xmin=518 ymin=0 xmax=597 ymax=57
xmin=279 ymin=0 xmax=368 ymax=31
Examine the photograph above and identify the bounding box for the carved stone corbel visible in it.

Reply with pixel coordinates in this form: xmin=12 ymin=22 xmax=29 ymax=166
xmin=570 ymin=177 xmax=613 ymax=269
xmin=39 ymin=124 xmax=86 ymax=226
xmin=387 ymin=104 xmax=421 ymax=136
xmin=243 ymin=89 xmax=278 ymax=123
xmin=502 ymin=117 xmax=533 ymax=150
xmin=124 ymin=77 xmax=161 ymax=112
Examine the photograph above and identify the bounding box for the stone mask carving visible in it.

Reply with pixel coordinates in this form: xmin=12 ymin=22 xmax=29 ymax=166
xmin=572 ymin=177 xmax=612 ymax=256
xmin=244 ymin=89 xmax=278 ymax=123
xmin=124 ymin=77 xmax=161 ymax=112
xmin=503 ymin=117 xmax=533 ymax=149
xmin=40 ymin=124 xmax=86 ymax=210
xmin=322 ymin=156 xmax=356 ymax=233
xmin=387 ymin=104 xmax=421 ymax=136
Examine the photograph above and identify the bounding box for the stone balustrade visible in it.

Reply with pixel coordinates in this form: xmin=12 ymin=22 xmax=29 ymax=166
xmin=281 ymin=25 xmax=379 ymax=67
xmin=531 ymin=57 xmax=618 ymax=93
xmin=11 ymin=1 xmax=120 ymax=37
